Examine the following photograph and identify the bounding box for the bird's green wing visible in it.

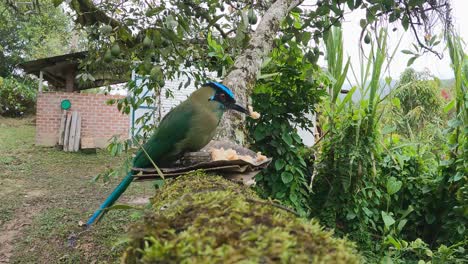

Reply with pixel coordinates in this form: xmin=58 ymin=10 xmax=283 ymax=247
xmin=133 ymin=102 xmax=194 ymax=168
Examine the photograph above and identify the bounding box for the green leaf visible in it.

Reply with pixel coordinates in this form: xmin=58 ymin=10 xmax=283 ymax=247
xmin=452 ymin=172 xmax=463 ymax=182
xmin=363 ymin=207 xmax=373 ymax=217
xmin=282 ymin=133 xmax=293 ymax=145
xmin=275 ymin=159 xmax=286 ymax=170
xmin=399 ymin=205 xmax=414 ymax=219
xmin=381 ymin=211 xmax=396 ymax=228
xmin=386 ymin=177 xmax=402 ymax=195
xmin=297 ymin=157 xmax=307 ymax=167
xmin=281 ymin=171 xmax=294 ymax=184
xmin=382 ymin=125 xmax=396 ymax=134
xmin=302 ymin=31 xmax=312 ymax=45
xmin=402 ymin=15 xmax=409 ymax=30
xmin=443 ymin=99 xmax=455 ymax=113
xmin=425 ymin=214 xmax=436 ymax=224
xmin=254 ymin=126 xmax=266 ymax=141
xmin=289 ymin=192 xmax=299 ymax=205
xmin=407 ymin=56 xmax=418 ymax=66
xmin=292 ymin=133 xmax=302 ymax=143
xmin=347 ymin=0 xmax=354 ymax=10
xmin=448 ymin=118 xmax=463 ymax=128
xmin=346 ymin=211 xmax=357 ymax=220
xmin=401 ymin=50 xmax=414 ymax=55
xmin=52 ymin=0 xmax=64 ymax=7
xmin=385 ymin=235 xmax=401 ymax=249
xmin=391 ymin=97 xmax=401 ymax=109
xmin=397 ymin=219 xmax=408 ymax=232
xmin=276 ymin=192 xmax=286 ymax=199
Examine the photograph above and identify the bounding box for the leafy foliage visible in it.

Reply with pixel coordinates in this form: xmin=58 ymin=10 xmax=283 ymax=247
xmin=388 ymin=68 xmax=444 ymax=138
xmin=306 ymin=28 xmax=468 ymax=263
xmin=435 ymin=33 xmax=468 ymax=246
xmin=312 ymin=29 xmax=392 ymax=241
xmin=51 ymin=0 xmax=451 ymax=133
xmin=0 ymin=77 xmax=36 ymax=116
xmin=247 ymin=34 xmax=326 ymax=215
xmin=0 ymin=0 xmax=76 ymax=77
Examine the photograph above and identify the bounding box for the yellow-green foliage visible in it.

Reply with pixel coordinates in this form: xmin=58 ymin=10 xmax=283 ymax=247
xmin=122 ymin=172 xmax=361 ymax=263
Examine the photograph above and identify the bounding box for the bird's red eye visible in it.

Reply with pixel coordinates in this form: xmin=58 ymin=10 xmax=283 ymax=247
xmin=219 ymin=93 xmax=226 ymax=101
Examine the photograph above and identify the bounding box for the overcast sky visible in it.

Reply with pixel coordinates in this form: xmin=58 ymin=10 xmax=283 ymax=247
xmin=336 ymin=0 xmax=468 ymax=81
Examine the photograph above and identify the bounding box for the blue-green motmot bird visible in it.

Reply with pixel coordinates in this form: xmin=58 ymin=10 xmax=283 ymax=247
xmin=86 ymin=81 xmax=249 ymax=226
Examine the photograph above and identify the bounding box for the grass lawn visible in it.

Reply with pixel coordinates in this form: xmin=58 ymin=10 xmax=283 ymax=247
xmin=0 ymin=116 xmax=154 ymax=263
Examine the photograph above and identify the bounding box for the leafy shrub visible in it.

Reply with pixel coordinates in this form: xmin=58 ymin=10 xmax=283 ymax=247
xmin=389 ymin=68 xmax=444 ymax=138
xmin=248 ymin=42 xmax=325 ymax=215
xmin=311 ymin=29 xmax=390 ymax=239
xmin=0 ymin=76 xmax=36 ymax=116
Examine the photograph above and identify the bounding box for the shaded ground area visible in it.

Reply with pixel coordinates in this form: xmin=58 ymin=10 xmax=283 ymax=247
xmin=0 ymin=117 xmax=153 ymax=263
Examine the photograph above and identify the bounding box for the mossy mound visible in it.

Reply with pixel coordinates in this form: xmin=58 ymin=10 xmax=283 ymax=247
xmin=122 ymin=172 xmax=361 ymax=263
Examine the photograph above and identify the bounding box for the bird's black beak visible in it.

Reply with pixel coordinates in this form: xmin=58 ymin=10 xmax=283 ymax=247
xmin=228 ymin=103 xmax=249 ymax=114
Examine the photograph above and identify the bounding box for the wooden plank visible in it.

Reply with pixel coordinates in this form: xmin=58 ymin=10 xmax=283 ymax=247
xmin=73 ymin=113 xmax=81 ymax=151
xmin=68 ymin=111 xmax=78 ymax=152
xmin=63 ymin=112 xmax=72 ymax=151
xmin=58 ymin=111 xmax=67 ymax=145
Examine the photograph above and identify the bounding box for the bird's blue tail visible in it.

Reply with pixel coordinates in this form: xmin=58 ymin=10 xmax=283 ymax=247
xmin=86 ymin=171 xmax=134 ymax=227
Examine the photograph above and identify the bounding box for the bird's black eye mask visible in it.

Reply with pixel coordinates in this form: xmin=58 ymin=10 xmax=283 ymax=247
xmin=209 ymin=92 xmax=248 ymax=114
xmin=209 ymin=92 xmax=233 ymax=104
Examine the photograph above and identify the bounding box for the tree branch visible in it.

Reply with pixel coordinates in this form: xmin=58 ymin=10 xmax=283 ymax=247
xmin=217 ymin=0 xmax=304 ymax=143
xmin=183 ymin=1 xmax=228 ymax=39
xmin=70 ymin=0 xmax=136 ymax=46
xmin=404 ymin=4 xmax=443 ymax=59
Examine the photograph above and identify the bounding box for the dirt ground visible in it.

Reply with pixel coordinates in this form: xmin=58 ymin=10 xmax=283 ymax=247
xmin=0 ymin=117 xmax=154 ymax=263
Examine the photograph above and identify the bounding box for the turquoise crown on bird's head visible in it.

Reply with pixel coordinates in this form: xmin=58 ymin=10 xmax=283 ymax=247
xmin=205 ymin=81 xmax=235 ymax=102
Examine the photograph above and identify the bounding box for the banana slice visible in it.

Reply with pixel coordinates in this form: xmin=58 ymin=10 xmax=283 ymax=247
xmin=248 ymin=106 xmax=261 ymax=119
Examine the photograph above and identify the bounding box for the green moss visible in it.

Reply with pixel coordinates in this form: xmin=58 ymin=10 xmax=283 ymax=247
xmin=122 ymin=172 xmax=361 ymax=263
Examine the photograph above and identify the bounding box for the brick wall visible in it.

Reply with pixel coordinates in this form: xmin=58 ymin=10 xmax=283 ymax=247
xmin=36 ymin=92 xmax=129 ymax=148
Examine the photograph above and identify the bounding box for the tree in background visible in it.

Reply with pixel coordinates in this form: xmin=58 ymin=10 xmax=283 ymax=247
xmin=28 ymin=0 xmax=451 ymax=142
xmin=389 ymin=68 xmax=444 ymax=139
xmin=0 ymin=0 xmax=80 ymax=116
xmin=0 ymin=0 xmax=78 ymax=77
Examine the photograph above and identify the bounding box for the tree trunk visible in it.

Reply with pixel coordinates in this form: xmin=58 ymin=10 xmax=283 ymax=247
xmin=215 ymin=0 xmax=302 ymax=145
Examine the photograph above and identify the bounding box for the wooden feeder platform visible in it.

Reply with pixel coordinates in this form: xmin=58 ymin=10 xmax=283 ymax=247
xmin=131 ymin=141 xmax=272 ymax=186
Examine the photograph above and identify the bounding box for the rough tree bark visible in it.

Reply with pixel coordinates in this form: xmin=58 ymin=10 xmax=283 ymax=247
xmin=216 ymin=0 xmax=303 ymax=145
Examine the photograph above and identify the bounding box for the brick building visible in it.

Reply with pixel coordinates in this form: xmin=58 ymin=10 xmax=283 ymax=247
xmin=36 ymin=92 xmax=128 ymax=147
xmin=20 ymin=52 xmax=130 ymax=148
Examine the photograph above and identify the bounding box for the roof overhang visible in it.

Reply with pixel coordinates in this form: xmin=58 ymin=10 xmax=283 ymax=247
xmin=18 ymin=51 xmax=129 ymax=91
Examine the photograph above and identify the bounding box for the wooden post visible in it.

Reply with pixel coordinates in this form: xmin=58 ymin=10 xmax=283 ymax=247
xmin=39 ymin=71 xmax=43 ymax=93
xmin=65 ymin=66 xmax=75 ymax=92
xmin=58 ymin=111 xmax=67 ymax=145
xmin=73 ymin=113 xmax=81 ymax=151
xmin=63 ymin=112 xmax=72 ymax=151
xmin=68 ymin=111 xmax=78 ymax=151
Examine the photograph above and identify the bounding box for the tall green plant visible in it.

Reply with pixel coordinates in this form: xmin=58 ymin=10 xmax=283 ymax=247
xmin=433 ymin=33 xmax=468 ymax=245
xmin=387 ymin=68 xmax=444 ymax=139
xmin=312 ymin=28 xmax=399 ymax=243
